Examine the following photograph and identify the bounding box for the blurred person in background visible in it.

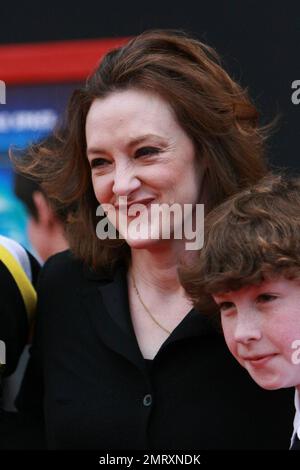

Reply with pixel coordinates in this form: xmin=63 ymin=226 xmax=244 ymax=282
xmin=14 ymin=134 xmax=69 ymax=263
xmin=2 ymin=135 xmax=69 ymax=418
xmin=0 ymin=235 xmax=44 ymax=448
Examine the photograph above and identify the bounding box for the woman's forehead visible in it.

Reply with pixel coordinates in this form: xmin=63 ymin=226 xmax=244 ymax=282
xmin=85 ymin=90 xmax=182 ymax=149
xmin=87 ymin=89 xmax=174 ymax=120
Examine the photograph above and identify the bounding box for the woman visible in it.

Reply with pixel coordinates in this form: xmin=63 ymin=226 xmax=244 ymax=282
xmin=14 ymin=29 xmax=293 ymax=449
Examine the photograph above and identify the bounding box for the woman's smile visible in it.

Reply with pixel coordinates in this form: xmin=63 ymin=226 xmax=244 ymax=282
xmin=86 ymin=88 xmax=202 ymax=246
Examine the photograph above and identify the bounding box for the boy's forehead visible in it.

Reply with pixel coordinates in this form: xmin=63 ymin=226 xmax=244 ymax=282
xmin=214 ymin=276 xmax=300 ymax=299
xmin=213 ymin=280 xmax=271 ymax=299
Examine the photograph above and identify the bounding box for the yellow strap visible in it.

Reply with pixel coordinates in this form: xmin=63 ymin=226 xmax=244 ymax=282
xmin=0 ymin=244 xmax=37 ymax=325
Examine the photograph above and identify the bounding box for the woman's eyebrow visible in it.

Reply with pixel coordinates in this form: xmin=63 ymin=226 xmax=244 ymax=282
xmin=87 ymin=134 xmax=167 ymax=157
xmin=86 ymin=146 xmax=108 ymax=157
xmin=127 ymin=134 xmax=167 ymax=148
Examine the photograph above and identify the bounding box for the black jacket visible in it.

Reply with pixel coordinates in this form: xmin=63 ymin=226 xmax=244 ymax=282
xmin=17 ymin=250 xmax=294 ymax=449
xmin=0 ymin=248 xmax=39 ymax=376
xmin=0 ymin=244 xmax=44 ymax=449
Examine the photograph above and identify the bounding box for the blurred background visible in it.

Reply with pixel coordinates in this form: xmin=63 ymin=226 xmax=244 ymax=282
xmin=0 ymin=0 xmax=299 ymax=255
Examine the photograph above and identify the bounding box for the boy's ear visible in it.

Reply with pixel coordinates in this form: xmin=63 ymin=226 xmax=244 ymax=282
xmin=32 ymin=191 xmax=55 ymax=226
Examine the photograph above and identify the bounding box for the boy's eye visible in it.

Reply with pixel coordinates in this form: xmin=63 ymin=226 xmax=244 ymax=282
xmin=218 ymin=301 xmax=235 ymax=312
xmin=256 ymin=293 xmax=277 ymax=303
xmin=135 ymin=147 xmax=160 ymax=158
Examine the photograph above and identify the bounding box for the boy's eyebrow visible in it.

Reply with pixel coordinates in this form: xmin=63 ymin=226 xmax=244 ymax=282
xmin=213 ymin=291 xmax=238 ymax=302
xmin=213 ymin=293 xmax=229 ymax=301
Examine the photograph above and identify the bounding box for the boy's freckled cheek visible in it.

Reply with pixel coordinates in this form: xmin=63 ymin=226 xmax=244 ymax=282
xmin=226 ymin=338 xmax=245 ymax=366
xmin=221 ymin=324 xmax=237 ymax=354
xmin=279 ymin=332 xmax=300 ymax=356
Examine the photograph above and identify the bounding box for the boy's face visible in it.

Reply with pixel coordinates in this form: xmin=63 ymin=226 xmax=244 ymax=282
xmin=213 ymin=278 xmax=300 ymax=390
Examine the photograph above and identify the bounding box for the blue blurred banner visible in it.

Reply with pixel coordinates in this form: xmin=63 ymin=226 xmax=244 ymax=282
xmin=0 ymin=82 xmax=78 ymax=151
xmin=0 ymin=81 xmax=80 ymax=247
xmin=0 ymin=168 xmax=28 ymax=246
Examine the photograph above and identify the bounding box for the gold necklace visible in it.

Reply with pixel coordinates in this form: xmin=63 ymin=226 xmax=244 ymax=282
xmin=131 ymin=271 xmax=171 ymax=335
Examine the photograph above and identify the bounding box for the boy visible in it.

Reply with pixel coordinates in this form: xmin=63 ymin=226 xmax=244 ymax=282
xmin=179 ymin=174 xmax=300 ymax=449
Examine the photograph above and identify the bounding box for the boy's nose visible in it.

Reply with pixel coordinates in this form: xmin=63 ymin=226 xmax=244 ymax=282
xmin=234 ymin=316 xmax=262 ymax=344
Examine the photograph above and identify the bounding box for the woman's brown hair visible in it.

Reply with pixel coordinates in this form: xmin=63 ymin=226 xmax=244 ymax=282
xmin=179 ymin=173 xmax=300 ymax=314
xmin=12 ymin=29 xmax=270 ymax=272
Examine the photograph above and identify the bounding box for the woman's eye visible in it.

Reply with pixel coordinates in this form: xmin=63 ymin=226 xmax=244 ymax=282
xmin=90 ymin=158 xmax=109 ymax=169
xmin=135 ymin=147 xmax=160 ymax=158
xmin=256 ymin=294 xmax=277 ymax=303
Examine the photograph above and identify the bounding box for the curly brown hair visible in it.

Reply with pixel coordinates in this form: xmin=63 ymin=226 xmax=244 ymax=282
xmin=179 ymin=173 xmax=300 ymax=314
xmin=12 ymin=29 xmax=270 ymax=272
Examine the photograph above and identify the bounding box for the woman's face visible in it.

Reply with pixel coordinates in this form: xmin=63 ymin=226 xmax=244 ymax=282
xmin=86 ymin=88 xmax=204 ymax=248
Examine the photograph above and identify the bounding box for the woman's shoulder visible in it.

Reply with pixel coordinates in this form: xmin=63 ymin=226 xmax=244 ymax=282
xmin=36 ymin=251 xmax=88 ymax=314
xmin=40 ymin=249 xmax=80 ymax=277
xmin=43 ymin=249 xmax=79 ymax=269
xmin=40 ymin=250 xmax=119 ymax=284
xmin=36 ymin=250 xmax=123 ymax=318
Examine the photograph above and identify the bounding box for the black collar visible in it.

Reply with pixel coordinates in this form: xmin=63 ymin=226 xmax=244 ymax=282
xmin=81 ymin=261 xmax=219 ymax=372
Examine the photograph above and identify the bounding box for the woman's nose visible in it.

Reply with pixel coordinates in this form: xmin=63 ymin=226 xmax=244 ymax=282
xmin=112 ymin=165 xmax=141 ymax=197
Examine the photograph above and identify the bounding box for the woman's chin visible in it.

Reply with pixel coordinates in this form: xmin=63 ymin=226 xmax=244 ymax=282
xmin=122 ymin=234 xmax=162 ymax=250
xmin=116 ymin=219 xmax=180 ymax=250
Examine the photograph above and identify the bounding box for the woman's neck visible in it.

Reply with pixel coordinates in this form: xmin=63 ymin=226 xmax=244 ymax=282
xmin=129 ymin=239 xmax=194 ymax=294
